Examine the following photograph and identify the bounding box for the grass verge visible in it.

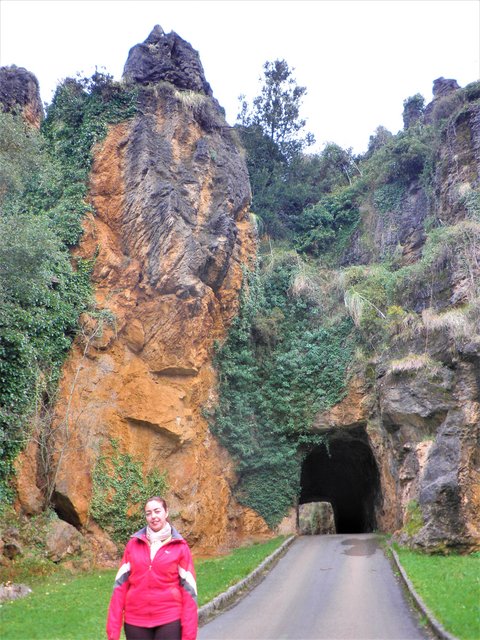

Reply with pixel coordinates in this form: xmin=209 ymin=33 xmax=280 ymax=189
xmin=0 ymin=536 xmax=286 ymax=640
xmin=394 ymin=546 xmax=480 ymax=640
xmin=196 ymin=535 xmax=286 ymax=606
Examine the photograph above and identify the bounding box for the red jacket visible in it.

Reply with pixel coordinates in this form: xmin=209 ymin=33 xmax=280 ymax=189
xmin=106 ymin=526 xmax=197 ymax=640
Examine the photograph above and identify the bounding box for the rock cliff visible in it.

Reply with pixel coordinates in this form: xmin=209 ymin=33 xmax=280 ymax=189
xmin=312 ymin=79 xmax=480 ymax=551
xmin=13 ymin=28 xmax=269 ymax=554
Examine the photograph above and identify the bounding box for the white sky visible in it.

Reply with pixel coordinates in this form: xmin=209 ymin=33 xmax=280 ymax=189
xmin=1 ymin=0 xmax=479 ymax=153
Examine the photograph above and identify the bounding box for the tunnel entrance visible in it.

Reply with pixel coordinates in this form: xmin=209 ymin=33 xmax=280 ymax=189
xmin=299 ymin=426 xmax=381 ymax=533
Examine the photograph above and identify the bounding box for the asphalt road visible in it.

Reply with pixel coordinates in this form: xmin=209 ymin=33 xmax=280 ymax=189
xmin=198 ymin=534 xmax=428 ymax=640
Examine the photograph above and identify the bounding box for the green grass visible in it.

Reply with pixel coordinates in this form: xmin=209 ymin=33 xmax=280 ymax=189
xmin=0 ymin=570 xmax=115 ymax=640
xmin=0 ymin=536 xmax=286 ymax=640
xmin=395 ymin=547 xmax=480 ymax=640
xmin=195 ymin=536 xmax=287 ymax=606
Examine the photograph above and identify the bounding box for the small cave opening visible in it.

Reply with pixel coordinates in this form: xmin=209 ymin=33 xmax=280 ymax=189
xmin=51 ymin=491 xmax=82 ymax=529
xmin=299 ymin=426 xmax=381 ymax=534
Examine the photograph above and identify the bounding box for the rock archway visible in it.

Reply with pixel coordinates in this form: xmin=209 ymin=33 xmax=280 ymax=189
xmin=300 ymin=426 xmax=381 ymax=533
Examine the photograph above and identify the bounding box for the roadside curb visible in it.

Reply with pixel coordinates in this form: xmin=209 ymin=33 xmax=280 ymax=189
xmin=390 ymin=546 xmax=458 ymax=640
xmin=198 ymin=535 xmax=296 ymax=626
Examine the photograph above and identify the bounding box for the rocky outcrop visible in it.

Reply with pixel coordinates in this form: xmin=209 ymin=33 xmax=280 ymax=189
xmin=0 ymin=65 xmax=43 ymax=128
xmin=13 ymin=28 xmax=269 ymax=554
xmin=299 ymin=502 xmax=336 ymax=535
xmin=377 ymin=353 xmax=479 ymax=551
xmin=0 ymin=583 xmax=32 ymax=603
xmin=342 ymin=183 xmax=430 ymax=267
xmin=123 ymin=25 xmax=213 ymax=97
xmin=423 ymin=77 xmax=461 ymax=123
xmin=45 ymin=519 xmax=83 ymax=562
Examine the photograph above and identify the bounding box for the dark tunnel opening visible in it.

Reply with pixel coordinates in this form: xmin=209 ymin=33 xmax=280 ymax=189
xmin=299 ymin=426 xmax=381 ymax=533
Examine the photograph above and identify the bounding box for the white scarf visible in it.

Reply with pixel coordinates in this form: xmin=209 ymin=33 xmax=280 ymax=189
xmin=146 ymin=523 xmax=172 ymax=560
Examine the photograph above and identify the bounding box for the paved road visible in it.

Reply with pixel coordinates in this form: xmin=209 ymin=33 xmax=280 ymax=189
xmin=198 ymin=534 xmax=427 ymax=640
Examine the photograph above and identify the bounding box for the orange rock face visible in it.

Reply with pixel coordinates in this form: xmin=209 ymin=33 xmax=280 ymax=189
xmin=15 ymin=86 xmax=270 ymax=554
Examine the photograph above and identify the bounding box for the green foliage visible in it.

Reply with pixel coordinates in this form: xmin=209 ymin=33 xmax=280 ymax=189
xmin=384 ymin=128 xmax=433 ymax=184
xmin=362 ymin=122 xmax=438 ymax=190
xmin=0 ymin=222 xmax=92 ymax=501
xmin=341 ymin=218 xmax=480 ymax=349
xmin=0 ymin=113 xmax=47 ymax=199
xmin=430 ymin=92 xmax=464 ymax=125
xmin=464 ymin=80 xmax=480 ymax=102
xmin=0 ymin=214 xmax=66 ymax=304
xmin=394 ymin=221 xmax=480 ymax=304
xmin=293 ymin=187 xmax=360 ymax=255
xmin=90 ymin=440 xmax=168 ymax=544
xmin=210 ymin=256 xmax=355 ymax=526
xmin=0 ymin=72 xmax=138 ymax=501
xmin=366 ymin=125 xmax=394 ymax=157
xmin=238 ymin=123 xmax=360 ymax=240
xmin=236 ymin=59 xmax=322 ymax=238
xmin=461 ymin=187 xmax=480 ymax=221
xmin=373 ymin=183 xmax=406 ymax=214
xmin=44 ymin=72 xmax=137 ymax=164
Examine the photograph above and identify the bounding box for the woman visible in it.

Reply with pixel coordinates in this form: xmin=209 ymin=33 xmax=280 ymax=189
xmin=106 ymin=497 xmax=198 ymax=640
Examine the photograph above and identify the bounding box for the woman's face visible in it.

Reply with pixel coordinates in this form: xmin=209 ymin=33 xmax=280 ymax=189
xmin=145 ymin=500 xmax=169 ymax=532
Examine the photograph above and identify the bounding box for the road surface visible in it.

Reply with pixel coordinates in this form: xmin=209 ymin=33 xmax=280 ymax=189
xmin=198 ymin=534 xmax=427 ymax=640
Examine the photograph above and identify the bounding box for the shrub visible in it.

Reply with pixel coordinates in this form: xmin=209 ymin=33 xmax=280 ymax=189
xmin=90 ymin=440 xmax=168 ymax=544
xmin=294 ymin=187 xmax=360 ymax=256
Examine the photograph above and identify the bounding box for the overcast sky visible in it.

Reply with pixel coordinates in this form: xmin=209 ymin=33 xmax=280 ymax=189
xmin=1 ymin=0 xmax=479 ymax=153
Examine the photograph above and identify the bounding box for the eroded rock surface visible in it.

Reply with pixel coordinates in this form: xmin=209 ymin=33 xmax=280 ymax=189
xmin=0 ymin=65 xmax=43 ymax=127
xmin=123 ymin=25 xmax=213 ymax=97
xmin=14 ymin=28 xmax=269 ymax=554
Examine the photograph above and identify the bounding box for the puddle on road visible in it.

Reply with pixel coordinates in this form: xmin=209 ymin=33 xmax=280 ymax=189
xmin=341 ymin=538 xmax=378 ymax=557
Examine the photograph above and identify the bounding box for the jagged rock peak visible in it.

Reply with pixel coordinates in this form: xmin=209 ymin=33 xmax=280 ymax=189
xmin=432 ymin=77 xmax=460 ymax=99
xmin=0 ymin=65 xmax=43 ymax=128
xmin=123 ymin=25 xmax=213 ymax=96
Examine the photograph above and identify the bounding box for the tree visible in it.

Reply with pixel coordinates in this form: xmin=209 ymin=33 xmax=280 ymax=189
xmin=237 ymin=59 xmax=314 ymax=162
xmin=318 ymin=143 xmax=362 ymax=187
xmin=236 ymin=60 xmax=316 ymax=237
xmin=366 ymin=125 xmax=393 ymax=156
xmin=402 ymin=93 xmax=425 ymax=129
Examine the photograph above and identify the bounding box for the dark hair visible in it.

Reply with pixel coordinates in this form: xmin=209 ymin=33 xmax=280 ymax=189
xmin=144 ymin=496 xmax=168 ymax=511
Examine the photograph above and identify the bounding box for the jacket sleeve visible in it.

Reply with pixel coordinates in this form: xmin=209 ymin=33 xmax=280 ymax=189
xmin=106 ymin=544 xmax=131 ymax=640
xmin=178 ymin=543 xmax=198 ymax=640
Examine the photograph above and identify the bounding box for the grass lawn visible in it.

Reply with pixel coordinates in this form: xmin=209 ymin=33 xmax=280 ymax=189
xmin=395 ymin=546 xmax=480 ymax=640
xmin=0 ymin=536 xmax=286 ymax=640
xmin=0 ymin=569 xmax=116 ymax=640
xmin=195 ymin=535 xmax=287 ymax=606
